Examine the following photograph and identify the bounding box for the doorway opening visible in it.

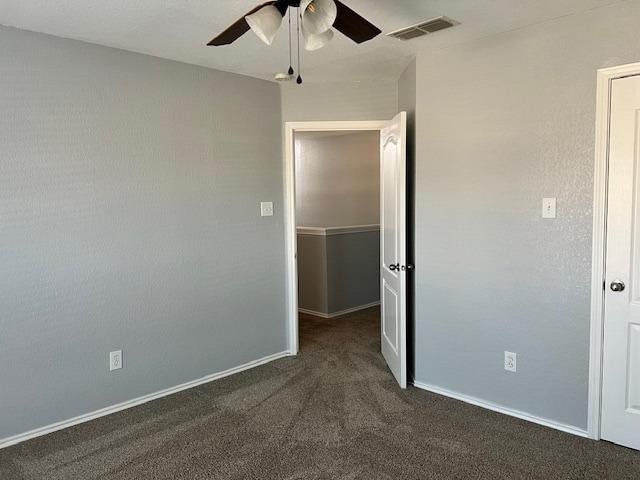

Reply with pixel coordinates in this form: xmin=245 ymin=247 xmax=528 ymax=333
xmin=295 ymin=130 xmax=381 ymax=320
xmin=284 ymin=117 xmax=408 ymax=388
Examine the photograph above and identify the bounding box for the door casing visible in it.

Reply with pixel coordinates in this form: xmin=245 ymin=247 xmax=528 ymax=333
xmin=590 ymin=61 xmax=640 ymax=441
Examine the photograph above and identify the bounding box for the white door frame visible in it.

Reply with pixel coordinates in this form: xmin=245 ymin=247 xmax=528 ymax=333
xmin=589 ymin=61 xmax=640 ymax=440
xmin=283 ymin=120 xmax=387 ymax=355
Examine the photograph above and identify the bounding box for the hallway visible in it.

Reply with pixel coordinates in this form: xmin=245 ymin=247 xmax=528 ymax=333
xmin=1 ymin=307 xmax=639 ymax=479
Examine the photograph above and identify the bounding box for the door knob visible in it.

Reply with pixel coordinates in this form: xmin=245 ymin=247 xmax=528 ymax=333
xmin=389 ymin=263 xmax=414 ymax=272
xmin=610 ymin=281 xmax=626 ymax=292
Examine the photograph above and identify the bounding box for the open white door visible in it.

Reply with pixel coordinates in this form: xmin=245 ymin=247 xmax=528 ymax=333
xmin=601 ymin=74 xmax=640 ymax=450
xmin=380 ymin=112 xmax=408 ymax=388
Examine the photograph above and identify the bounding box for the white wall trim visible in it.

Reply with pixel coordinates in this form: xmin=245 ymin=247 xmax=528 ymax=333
xmin=284 ymin=123 xmax=299 ymax=356
xmin=297 ymin=224 xmax=380 ymax=236
xmin=0 ymin=350 xmax=290 ymax=450
xmin=285 ymin=121 xmax=387 ymax=133
xmin=298 ymin=301 xmax=381 ymax=319
xmin=284 ymin=120 xmax=387 ymax=356
xmin=413 ymin=381 xmax=589 ymax=439
xmin=589 ymin=61 xmax=640 ymax=441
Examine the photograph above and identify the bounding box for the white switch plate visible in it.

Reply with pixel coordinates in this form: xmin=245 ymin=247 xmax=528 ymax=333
xmin=110 ymin=350 xmax=122 ymax=371
xmin=260 ymin=202 xmax=274 ymax=217
xmin=504 ymin=351 xmax=517 ymax=373
xmin=542 ymin=198 xmax=557 ymax=219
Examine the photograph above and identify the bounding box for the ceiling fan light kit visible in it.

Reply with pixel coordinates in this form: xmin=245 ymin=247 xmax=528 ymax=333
xmin=245 ymin=5 xmax=284 ymax=45
xmin=302 ymin=24 xmax=334 ymax=51
xmin=208 ymin=0 xmax=381 ymax=85
xmin=299 ymin=0 xmax=337 ymax=36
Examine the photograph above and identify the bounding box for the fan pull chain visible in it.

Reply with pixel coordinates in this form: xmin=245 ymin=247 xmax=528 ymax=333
xmin=296 ymin=8 xmax=303 ymax=84
xmin=288 ymin=8 xmax=294 ymax=75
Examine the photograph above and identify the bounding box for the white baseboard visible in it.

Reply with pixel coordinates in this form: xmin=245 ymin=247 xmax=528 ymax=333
xmin=299 ymin=301 xmax=380 ymax=319
xmin=412 ymin=381 xmax=589 ymax=439
xmin=0 ymin=350 xmax=291 ymax=450
xmin=298 ymin=308 xmax=329 ymax=318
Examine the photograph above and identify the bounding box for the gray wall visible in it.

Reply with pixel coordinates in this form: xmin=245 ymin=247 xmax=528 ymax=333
xmin=295 ymin=131 xmax=380 ymax=228
xmin=281 ymin=80 xmax=398 ymax=122
xmin=398 ymin=60 xmax=416 ymax=134
xmin=0 ymin=27 xmax=286 ymax=440
xmin=297 ymin=231 xmax=380 ymax=315
xmin=326 ymin=232 xmax=380 ymax=313
xmin=297 ymin=235 xmax=328 ymax=314
xmin=413 ymin=0 xmax=640 ymax=430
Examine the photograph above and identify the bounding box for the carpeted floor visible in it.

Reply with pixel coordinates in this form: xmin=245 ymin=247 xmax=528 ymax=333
xmin=1 ymin=307 xmax=639 ymax=479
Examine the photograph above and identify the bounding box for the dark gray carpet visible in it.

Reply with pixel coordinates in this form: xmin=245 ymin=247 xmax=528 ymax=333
xmin=1 ymin=307 xmax=639 ymax=479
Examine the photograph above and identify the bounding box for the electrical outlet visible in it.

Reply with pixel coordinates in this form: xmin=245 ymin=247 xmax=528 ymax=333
xmin=504 ymin=351 xmax=517 ymax=373
xmin=260 ymin=201 xmax=274 ymax=217
xmin=110 ymin=350 xmax=122 ymax=371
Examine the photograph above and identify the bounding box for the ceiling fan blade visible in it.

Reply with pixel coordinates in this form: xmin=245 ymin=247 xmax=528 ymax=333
xmin=208 ymin=1 xmax=283 ymax=46
xmin=332 ymin=0 xmax=382 ymax=44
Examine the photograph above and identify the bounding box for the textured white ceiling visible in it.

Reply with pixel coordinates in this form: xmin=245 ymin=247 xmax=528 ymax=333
xmin=0 ymin=0 xmax=621 ymax=83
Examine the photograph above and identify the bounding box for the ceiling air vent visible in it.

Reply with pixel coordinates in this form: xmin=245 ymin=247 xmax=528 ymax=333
xmin=387 ymin=16 xmax=458 ymax=41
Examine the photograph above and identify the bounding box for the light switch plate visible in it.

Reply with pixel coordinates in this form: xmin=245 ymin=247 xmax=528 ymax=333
xmin=261 ymin=202 xmax=274 ymax=217
xmin=542 ymin=198 xmax=557 ymax=219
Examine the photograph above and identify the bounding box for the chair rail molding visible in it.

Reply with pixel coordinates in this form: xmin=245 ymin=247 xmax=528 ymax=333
xmin=297 ymin=224 xmax=380 ymax=236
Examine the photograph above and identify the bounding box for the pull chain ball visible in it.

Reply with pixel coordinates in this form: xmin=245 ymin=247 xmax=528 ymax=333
xmin=297 ymin=75 xmax=303 ymax=84
xmin=287 ymin=9 xmax=294 ymax=77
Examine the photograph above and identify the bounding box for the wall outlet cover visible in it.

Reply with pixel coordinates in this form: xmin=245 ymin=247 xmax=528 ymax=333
xmin=504 ymin=351 xmax=517 ymax=373
xmin=110 ymin=350 xmax=122 ymax=371
xmin=260 ymin=202 xmax=274 ymax=217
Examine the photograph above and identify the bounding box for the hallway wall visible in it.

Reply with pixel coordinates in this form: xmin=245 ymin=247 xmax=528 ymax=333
xmin=294 ymin=130 xmax=381 ymax=317
xmin=295 ymin=131 xmax=380 ymax=228
xmin=297 ymin=228 xmax=380 ymax=316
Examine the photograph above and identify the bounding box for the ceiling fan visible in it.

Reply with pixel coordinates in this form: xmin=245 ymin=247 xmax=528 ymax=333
xmin=207 ymin=0 xmax=381 ymax=84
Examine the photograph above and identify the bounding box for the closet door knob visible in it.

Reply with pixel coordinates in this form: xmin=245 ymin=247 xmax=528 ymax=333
xmin=610 ymin=281 xmax=626 ymax=292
